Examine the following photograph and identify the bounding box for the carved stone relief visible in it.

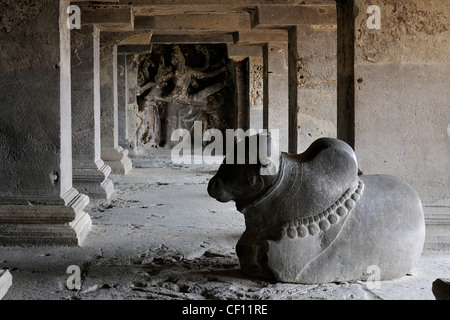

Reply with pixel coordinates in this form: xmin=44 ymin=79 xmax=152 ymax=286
xmin=136 ymin=44 xmax=235 ymax=149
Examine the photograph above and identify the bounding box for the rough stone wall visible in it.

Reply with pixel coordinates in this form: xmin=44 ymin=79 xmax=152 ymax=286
xmin=353 ymin=0 xmax=450 ymax=207
xmin=249 ymin=56 xmax=264 ymax=132
xmin=0 ymin=0 xmax=53 ymax=33
xmin=297 ymin=25 xmax=338 ymax=153
xmin=355 ymin=0 xmax=448 ymax=64
xmin=249 ymin=56 xmax=263 ymax=109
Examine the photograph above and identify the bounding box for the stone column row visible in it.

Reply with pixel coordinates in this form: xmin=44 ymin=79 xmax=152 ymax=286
xmin=0 ymin=1 xmax=92 ymax=245
xmin=228 ymin=41 xmax=289 ymax=153
xmin=71 ymin=26 xmax=114 ymax=202
xmin=116 ymin=51 xmax=152 ymax=154
xmin=100 ymin=45 xmax=133 ymax=175
xmin=0 ymin=3 xmax=135 ymax=245
xmin=71 ymin=27 xmax=134 ymax=203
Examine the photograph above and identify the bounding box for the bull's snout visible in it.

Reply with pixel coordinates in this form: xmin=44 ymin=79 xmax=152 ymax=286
xmin=207 ymin=176 xmax=229 ymax=202
xmin=207 ymin=176 xmax=219 ymax=198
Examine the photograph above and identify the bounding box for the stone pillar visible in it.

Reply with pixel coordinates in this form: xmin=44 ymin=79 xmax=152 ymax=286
xmin=0 ymin=0 xmax=91 ymax=245
xmin=288 ymin=27 xmax=298 ymax=154
xmin=297 ymin=25 xmax=338 ymax=153
xmin=71 ymin=26 xmax=114 ymax=201
xmin=117 ymin=54 xmax=128 ymax=149
xmin=125 ymin=54 xmax=138 ymax=151
xmin=100 ymin=45 xmax=132 ymax=174
xmin=234 ymin=58 xmax=250 ymax=131
xmin=229 ymin=44 xmax=259 ymax=134
xmin=262 ymin=44 xmax=269 ymax=130
xmin=336 ymin=0 xmax=354 ymax=149
xmin=267 ymin=42 xmax=289 ymax=153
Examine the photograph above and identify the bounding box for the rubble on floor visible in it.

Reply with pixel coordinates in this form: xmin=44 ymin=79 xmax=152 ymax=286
xmin=0 ymin=156 xmax=449 ymax=300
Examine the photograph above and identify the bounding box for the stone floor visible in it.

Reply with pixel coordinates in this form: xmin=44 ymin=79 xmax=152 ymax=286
xmin=0 ymin=153 xmax=449 ymax=300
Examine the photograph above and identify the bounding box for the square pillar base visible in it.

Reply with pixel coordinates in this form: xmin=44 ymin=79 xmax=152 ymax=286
xmin=0 ymin=190 xmax=92 ymax=246
xmin=73 ymin=160 xmax=114 ymax=201
xmin=102 ymin=146 xmax=133 ymax=175
xmin=424 ymin=207 xmax=450 ymax=251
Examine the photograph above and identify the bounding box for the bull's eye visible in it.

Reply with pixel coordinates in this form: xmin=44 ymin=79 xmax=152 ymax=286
xmin=247 ymin=175 xmax=257 ymax=186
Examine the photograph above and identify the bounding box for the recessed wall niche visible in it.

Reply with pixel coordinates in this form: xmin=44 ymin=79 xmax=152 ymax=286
xmin=135 ymin=44 xmax=236 ymax=151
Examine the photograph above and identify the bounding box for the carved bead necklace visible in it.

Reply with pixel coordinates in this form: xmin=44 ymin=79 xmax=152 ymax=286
xmin=281 ymin=178 xmax=365 ymax=239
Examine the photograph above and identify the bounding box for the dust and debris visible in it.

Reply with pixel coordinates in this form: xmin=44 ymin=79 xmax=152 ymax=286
xmin=0 ymin=154 xmax=448 ymax=300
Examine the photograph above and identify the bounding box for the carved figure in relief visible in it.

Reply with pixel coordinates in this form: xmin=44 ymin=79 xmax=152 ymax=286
xmin=137 ymin=45 xmax=231 ymax=148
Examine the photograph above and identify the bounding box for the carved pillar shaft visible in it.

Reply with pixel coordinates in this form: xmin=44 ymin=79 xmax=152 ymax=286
xmin=262 ymin=44 xmax=269 ymax=130
xmin=100 ymin=45 xmax=132 ymax=175
xmin=336 ymin=0 xmax=355 ymax=149
xmin=71 ymin=25 xmax=114 ymax=200
xmin=235 ymin=58 xmax=250 ymax=131
xmin=117 ymin=54 xmax=128 ymax=149
xmin=125 ymin=54 xmax=138 ymax=150
xmin=288 ymin=26 xmax=298 ymax=154
xmin=267 ymin=42 xmax=289 ymax=153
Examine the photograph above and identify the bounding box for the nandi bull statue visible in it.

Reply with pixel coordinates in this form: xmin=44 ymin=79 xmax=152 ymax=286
xmin=207 ymin=133 xmax=425 ymax=283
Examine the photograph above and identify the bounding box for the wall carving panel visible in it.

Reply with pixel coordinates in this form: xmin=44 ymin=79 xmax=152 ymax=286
xmin=136 ymin=44 xmax=236 ymax=149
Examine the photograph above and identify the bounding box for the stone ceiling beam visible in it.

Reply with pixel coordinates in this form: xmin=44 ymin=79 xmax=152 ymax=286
xmin=117 ymin=44 xmax=152 ymax=55
xmin=227 ymin=44 xmax=262 ymax=58
xmin=101 ymin=31 xmax=153 ymax=46
xmin=151 ymin=33 xmax=237 ymax=44
xmin=74 ymin=0 xmax=119 ymax=2
xmin=134 ymin=12 xmax=252 ymax=31
xmin=114 ymin=0 xmax=336 ymax=5
xmin=80 ymin=7 xmax=134 ymax=31
xmin=255 ymin=5 xmax=336 ymax=27
xmin=237 ymin=29 xmax=288 ymax=44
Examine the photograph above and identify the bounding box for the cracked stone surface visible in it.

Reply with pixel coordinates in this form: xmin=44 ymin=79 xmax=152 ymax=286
xmin=0 ymin=153 xmax=449 ymax=300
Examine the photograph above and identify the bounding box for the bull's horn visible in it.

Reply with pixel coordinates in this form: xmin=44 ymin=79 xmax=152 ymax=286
xmin=259 ymin=130 xmax=280 ymax=176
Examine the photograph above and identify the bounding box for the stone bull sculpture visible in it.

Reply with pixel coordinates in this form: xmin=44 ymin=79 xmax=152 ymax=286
xmin=207 ymin=135 xmax=425 ymax=284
